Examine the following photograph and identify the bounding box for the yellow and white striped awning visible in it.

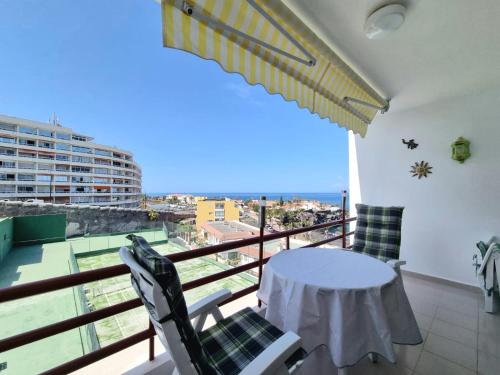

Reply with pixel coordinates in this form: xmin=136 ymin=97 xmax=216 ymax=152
xmin=161 ymin=0 xmax=389 ymax=136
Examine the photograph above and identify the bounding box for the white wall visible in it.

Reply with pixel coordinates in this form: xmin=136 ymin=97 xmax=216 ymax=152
xmin=349 ymin=87 xmax=500 ymax=286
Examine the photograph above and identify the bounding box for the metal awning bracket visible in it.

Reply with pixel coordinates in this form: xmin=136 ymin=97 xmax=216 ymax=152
xmin=343 ymin=96 xmax=390 ymax=114
xmin=181 ymin=1 xmax=316 ymax=67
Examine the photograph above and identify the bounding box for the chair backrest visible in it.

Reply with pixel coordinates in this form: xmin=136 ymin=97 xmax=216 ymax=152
xmin=119 ymin=234 xmax=216 ymax=375
xmin=352 ymin=203 xmax=404 ymax=261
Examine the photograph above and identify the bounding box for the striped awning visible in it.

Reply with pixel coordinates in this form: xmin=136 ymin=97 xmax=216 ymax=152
xmin=161 ymin=0 xmax=389 ymax=136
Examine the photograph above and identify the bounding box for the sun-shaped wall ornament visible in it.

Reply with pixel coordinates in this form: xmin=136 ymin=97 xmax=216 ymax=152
xmin=410 ymin=161 xmax=433 ymax=179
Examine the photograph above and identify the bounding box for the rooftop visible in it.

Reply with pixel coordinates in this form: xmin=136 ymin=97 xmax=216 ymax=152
xmin=201 ymin=221 xmax=262 ymax=241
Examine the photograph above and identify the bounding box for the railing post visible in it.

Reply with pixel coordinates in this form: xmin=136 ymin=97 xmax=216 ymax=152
xmin=257 ymin=196 xmax=266 ymax=307
xmin=285 ymin=235 xmax=290 ymax=250
xmin=148 ymin=321 xmax=155 ymax=361
xmin=341 ymin=190 xmax=347 ymax=248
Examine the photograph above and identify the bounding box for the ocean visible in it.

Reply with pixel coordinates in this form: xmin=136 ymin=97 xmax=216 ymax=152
xmin=148 ymin=192 xmax=347 ymax=207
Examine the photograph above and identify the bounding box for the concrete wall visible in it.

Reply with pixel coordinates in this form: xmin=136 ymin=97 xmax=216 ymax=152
xmin=14 ymin=214 xmax=66 ymax=244
xmin=0 ymin=217 xmax=13 ymax=264
xmin=0 ymin=201 xmax=194 ymax=238
xmin=349 ymin=87 xmax=500 ymax=286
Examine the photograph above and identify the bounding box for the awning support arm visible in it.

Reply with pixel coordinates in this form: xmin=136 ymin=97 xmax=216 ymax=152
xmin=181 ymin=1 xmax=316 ymax=67
xmin=246 ymin=0 xmax=316 ymax=66
xmin=343 ymin=96 xmax=390 ymax=114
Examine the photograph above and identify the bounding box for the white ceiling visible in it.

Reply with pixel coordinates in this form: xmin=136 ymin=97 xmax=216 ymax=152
xmin=285 ymin=0 xmax=500 ymax=112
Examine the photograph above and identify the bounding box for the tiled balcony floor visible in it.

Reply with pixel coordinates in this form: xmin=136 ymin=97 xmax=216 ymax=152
xmin=340 ymin=273 xmax=499 ymax=375
xmin=73 ymin=273 xmax=499 ymax=375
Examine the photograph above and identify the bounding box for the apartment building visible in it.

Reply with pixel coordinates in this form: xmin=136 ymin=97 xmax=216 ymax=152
xmin=0 ymin=114 xmax=142 ymax=207
xmin=195 ymin=198 xmax=239 ymax=229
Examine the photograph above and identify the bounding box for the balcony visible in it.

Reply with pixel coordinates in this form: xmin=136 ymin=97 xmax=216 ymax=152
xmin=0 ymin=212 xmax=495 ymax=375
xmin=0 ymin=214 xmax=353 ymax=371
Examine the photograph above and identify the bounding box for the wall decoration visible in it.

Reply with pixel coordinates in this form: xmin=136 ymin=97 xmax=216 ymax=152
xmin=451 ymin=137 xmax=471 ymax=163
xmin=410 ymin=161 xmax=432 ymax=179
xmin=402 ymin=138 xmax=418 ymax=149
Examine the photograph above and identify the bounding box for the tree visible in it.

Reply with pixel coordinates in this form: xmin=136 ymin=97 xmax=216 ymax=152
xmin=279 ymin=196 xmax=284 ymax=206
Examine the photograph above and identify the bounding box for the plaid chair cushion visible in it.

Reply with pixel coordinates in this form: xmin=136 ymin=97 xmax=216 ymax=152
xmin=126 ymin=234 xmax=216 ymax=375
xmin=352 ymin=204 xmax=404 ymax=261
xmin=199 ymin=307 xmax=305 ymax=375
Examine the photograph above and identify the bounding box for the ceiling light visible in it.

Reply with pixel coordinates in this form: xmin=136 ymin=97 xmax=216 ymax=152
xmin=365 ymin=4 xmax=406 ymax=40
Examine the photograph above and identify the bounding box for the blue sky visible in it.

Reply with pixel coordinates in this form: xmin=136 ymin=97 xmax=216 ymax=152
xmin=0 ymin=0 xmax=348 ymax=193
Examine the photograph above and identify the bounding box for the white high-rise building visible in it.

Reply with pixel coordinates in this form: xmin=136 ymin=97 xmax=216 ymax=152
xmin=0 ymin=114 xmax=142 ymax=207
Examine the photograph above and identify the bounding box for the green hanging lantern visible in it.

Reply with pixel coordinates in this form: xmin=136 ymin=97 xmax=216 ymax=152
xmin=451 ymin=137 xmax=471 ymax=164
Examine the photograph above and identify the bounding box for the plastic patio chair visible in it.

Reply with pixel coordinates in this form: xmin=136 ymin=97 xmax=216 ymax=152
xmin=351 ymin=203 xmax=406 ymax=274
xmin=119 ymin=234 xmax=305 ymax=375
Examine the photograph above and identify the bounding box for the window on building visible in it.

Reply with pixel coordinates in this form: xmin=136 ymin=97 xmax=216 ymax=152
xmin=55 ymin=154 xmax=70 ymax=161
xmin=38 ymin=129 xmax=54 ymax=138
xmin=56 ymin=143 xmax=71 ymax=151
xmin=39 ymin=141 xmax=54 ymax=149
xmin=71 ymin=135 xmax=87 ymax=142
xmin=72 ymin=176 xmax=91 ymax=183
xmin=95 ymin=149 xmax=112 ymax=157
xmin=37 ymin=175 xmax=51 ymax=182
xmin=72 ymin=155 xmax=93 ymax=163
xmin=71 ymin=166 xmax=91 ymax=173
xmin=0 ymin=186 xmax=16 ymax=193
xmin=0 ymin=136 xmax=16 ymax=144
xmin=37 ymin=163 xmax=52 ymax=171
xmin=55 ymin=165 xmax=70 ymax=172
xmin=0 ymin=160 xmax=15 ymax=168
xmin=0 ymin=147 xmax=16 ymax=156
xmin=95 ymin=159 xmax=111 ymax=165
xmin=19 ymin=151 xmax=36 ymax=158
xmin=18 ymin=185 xmax=35 ymax=193
xmin=37 ymin=186 xmax=50 ymax=193
xmin=19 ymin=126 xmax=37 ymax=135
xmin=72 ymin=145 xmax=92 ymax=154
xmin=18 ymin=162 xmax=35 ymax=169
xmin=95 ymin=168 xmax=110 ymax=175
xmin=39 ymin=129 xmax=54 ymax=138
xmin=94 ymin=177 xmax=109 ymax=183
xmin=0 ymin=123 xmax=16 ymax=132
xmin=19 ymin=138 xmax=36 ymax=146
xmin=56 ymin=132 xmax=71 ymax=140
xmin=0 ymin=173 xmax=15 ymax=181
xmin=18 ymin=174 xmax=35 ymax=181
xmin=38 ymin=153 xmax=55 ymax=160
xmin=55 ymin=175 xmax=68 ymax=182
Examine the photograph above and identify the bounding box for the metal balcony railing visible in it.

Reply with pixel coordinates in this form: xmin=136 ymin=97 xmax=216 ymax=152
xmin=0 ymin=195 xmax=355 ymax=374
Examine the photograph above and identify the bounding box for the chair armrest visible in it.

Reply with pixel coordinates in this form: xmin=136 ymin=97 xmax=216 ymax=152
xmin=188 ymin=289 xmax=232 ymax=319
xmin=387 ymin=259 xmax=406 ymax=269
xmin=239 ymin=332 xmax=302 ymax=375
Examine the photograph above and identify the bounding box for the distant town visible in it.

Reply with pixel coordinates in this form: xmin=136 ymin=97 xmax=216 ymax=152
xmin=143 ymin=194 xmax=347 ymax=270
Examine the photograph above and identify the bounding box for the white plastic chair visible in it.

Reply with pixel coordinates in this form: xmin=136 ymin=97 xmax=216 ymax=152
xmin=119 ymin=246 xmax=304 ymax=375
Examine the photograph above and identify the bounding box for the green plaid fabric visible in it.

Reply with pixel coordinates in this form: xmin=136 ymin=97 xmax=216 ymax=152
xmin=352 ymin=204 xmax=404 ymax=261
xmin=199 ymin=307 xmax=305 ymax=375
xmin=126 ymin=234 xmax=216 ymax=375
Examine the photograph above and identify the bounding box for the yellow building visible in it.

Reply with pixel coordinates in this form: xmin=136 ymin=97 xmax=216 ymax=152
xmin=196 ymin=199 xmax=240 ymax=230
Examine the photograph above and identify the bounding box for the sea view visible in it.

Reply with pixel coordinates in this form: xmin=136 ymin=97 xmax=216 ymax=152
xmin=149 ymin=192 xmax=347 ymax=206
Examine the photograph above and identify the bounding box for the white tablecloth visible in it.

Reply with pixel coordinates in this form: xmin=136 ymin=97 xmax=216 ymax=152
xmin=257 ymin=248 xmax=422 ymax=368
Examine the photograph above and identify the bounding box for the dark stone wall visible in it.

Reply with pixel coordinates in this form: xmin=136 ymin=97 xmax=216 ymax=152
xmin=0 ymin=201 xmax=194 ymax=237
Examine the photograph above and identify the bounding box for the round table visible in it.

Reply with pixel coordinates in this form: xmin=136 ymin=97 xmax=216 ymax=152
xmin=257 ymin=248 xmax=422 ymax=369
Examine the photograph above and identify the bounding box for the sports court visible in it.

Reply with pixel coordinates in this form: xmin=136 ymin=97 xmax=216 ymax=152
xmin=75 ymin=240 xmax=256 ymax=347
xmin=0 ymin=227 xmax=256 ymax=373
